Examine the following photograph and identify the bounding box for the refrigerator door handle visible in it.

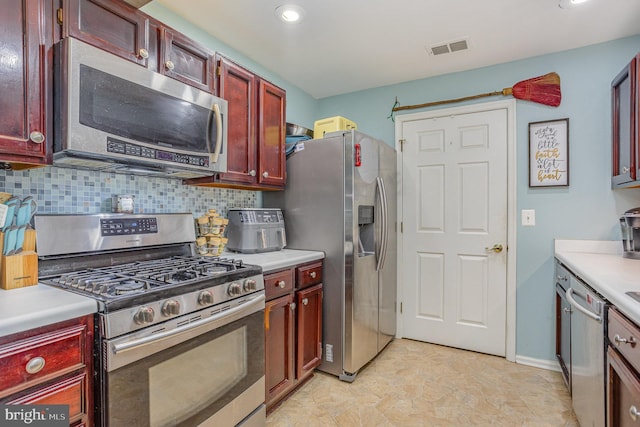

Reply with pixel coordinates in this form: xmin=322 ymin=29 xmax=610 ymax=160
xmin=376 ymin=177 xmax=389 ymax=272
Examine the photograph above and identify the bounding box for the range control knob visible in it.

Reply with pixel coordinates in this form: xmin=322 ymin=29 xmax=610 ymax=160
xmin=227 ymin=282 xmax=243 ymax=297
xmin=198 ymin=290 xmax=214 ymax=306
xmin=243 ymin=279 xmax=257 ymax=292
xmin=134 ymin=306 xmax=155 ymax=325
xmin=161 ymin=299 xmax=181 ymax=317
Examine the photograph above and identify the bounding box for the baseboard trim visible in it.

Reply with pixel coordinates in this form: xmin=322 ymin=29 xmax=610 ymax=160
xmin=515 ymin=355 xmax=561 ymax=372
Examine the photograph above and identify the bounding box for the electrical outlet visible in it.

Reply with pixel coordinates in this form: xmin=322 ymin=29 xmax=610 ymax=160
xmin=522 ymin=209 xmax=536 ymax=226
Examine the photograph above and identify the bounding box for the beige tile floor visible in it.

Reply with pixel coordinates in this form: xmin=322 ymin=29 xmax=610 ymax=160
xmin=266 ymin=338 xmax=579 ymax=427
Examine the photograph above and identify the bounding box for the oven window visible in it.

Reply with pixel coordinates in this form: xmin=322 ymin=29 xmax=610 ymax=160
xmin=104 ymin=310 xmax=264 ymax=427
xmin=148 ymin=327 xmax=247 ymax=426
xmin=79 ymin=65 xmax=217 ymax=153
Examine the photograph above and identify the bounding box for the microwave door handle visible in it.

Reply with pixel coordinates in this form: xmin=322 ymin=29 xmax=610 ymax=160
xmin=209 ymin=103 xmax=223 ymax=163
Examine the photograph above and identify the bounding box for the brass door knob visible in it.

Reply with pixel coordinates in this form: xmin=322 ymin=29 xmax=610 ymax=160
xmin=485 ymin=244 xmax=504 ymax=253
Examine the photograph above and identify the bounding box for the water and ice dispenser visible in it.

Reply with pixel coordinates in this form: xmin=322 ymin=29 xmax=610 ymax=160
xmin=358 ymin=205 xmax=375 ymax=257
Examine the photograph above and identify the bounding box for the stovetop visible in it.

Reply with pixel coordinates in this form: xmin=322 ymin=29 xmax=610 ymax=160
xmin=40 ymin=255 xmax=262 ymax=311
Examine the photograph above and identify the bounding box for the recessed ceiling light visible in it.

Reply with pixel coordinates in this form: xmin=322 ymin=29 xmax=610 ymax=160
xmin=275 ymin=4 xmax=305 ymax=23
xmin=558 ymin=0 xmax=590 ymax=8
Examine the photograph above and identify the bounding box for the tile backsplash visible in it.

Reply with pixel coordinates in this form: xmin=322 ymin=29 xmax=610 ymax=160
xmin=0 ymin=166 xmax=258 ymax=218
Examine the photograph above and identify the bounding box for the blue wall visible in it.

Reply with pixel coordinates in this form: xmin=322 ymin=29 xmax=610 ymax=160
xmin=316 ymin=35 xmax=640 ymax=360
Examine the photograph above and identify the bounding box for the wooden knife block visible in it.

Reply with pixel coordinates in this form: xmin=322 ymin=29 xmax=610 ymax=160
xmin=0 ymin=229 xmax=38 ymax=290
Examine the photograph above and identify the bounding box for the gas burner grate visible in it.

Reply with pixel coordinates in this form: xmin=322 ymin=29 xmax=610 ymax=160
xmin=41 ymin=255 xmax=253 ymax=299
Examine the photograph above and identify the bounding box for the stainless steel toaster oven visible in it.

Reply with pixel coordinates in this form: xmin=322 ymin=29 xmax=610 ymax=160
xmin=226 ymin=208 xmax=286 ymax=253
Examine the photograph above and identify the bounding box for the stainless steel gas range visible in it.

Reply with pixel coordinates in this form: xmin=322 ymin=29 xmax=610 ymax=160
xmin=35 ymin=213 xmax=266 ymax=427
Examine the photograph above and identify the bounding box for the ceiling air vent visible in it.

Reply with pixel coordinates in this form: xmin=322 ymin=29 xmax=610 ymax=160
xmin=427 ymin=38 xmax=470 ymax=56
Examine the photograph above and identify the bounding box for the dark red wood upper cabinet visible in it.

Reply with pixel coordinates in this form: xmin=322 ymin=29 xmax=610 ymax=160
xmin=258 ymin=80 xmax=286 ymax=187
xmin=159 ymin=26 xmax=215 ymax=93
xmin=214 ymin=56 xmax=257 ymax=185
xmin=612 ymin=52 xmax=639 ymax=188
xmin=183 ymin=55 xmax=286 ymax=191
xmin=64 ymin=0 xmax=150 ymax=66
xmin=0 ymin=0 xmax=53 ymax=166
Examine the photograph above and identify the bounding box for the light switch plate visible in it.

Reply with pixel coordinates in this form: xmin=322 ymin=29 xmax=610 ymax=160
xmin=522 ymin=209 xmax=536 ymax=226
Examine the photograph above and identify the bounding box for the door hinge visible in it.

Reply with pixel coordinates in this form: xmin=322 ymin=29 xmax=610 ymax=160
xmin=56 ymin=8 xmax=63 ymax=24
xmin=400 ymin=302 xmax=403 ymax=314
xmin=216 ymin=65 xmax=221 ymax=76
xmin=399 ymin=139 xmax=406 ymax=152
xmin=400 ymin=222 xmax=403 ymax=233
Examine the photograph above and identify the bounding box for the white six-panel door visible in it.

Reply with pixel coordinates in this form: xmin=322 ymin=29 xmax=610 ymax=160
xmin=400 ymin=106 xmax=508 ymax=356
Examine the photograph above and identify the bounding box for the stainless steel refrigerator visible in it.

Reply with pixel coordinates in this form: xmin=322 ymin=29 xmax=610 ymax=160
xmin=264 ymin=129 xmax=397 ymax=381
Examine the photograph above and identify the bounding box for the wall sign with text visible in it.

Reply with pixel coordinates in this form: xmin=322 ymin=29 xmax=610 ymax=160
xmin=528 ymin=118 xmax=569 ymax=187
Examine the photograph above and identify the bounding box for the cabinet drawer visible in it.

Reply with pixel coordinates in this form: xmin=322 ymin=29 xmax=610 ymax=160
xmin=609 ymin=308 xmax=640 ymax=373
xmin=0 ymin=324 xmax=87 ymax=397
xmin=265 ymin=268 xmax=294 ymax=300
xmin=5 ymin=372 xmax=88 ymax=424
xmin=296 ymin=261 xmax=323 ymax=289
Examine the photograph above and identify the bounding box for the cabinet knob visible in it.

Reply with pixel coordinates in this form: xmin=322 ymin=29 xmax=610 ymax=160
xmin=138 ymin=48 xmax=149 ymax=59
xmin=290 ymin=302 xmax=296 ymax=310
xmin=29 ymin=131 xmax=45 ymax=144
xmin=277 ymin=280 xmax=286 ymax=289
xmin=614 ymin=334 xmax=637 ymax=347
xmin=165 ymin=60 xmax=175 ymax=71
xmin=248 ymin=170 xmax=256 ymax=177
xmin=310 ymin=271 xmax=317 ymax=279
xmin=302 ymin=298 xmax=309 ymax=306
xmin=262 ymin=171 xmax=269 ymax=178
xmin=623 ymin=166 xmax=631 ymax=174
xmin=25 ymin=356 xmax=46 ymax=374
xmin=630 ymin=405 xmax=640 ymax=421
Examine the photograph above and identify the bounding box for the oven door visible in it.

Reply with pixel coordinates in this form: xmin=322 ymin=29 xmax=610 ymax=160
xmin=101 ymin=293 xmax=265 ymax=427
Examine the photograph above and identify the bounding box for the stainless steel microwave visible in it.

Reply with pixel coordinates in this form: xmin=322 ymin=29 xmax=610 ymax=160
xmin=53 ymin=38 xmax=227 ymax=179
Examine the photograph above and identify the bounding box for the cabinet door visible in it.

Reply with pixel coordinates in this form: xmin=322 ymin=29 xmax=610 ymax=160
xmin=64 ymin=0 xmax=150 ymax=66
xmin=608 ymin=346 xmax=640 ymax=427
xmin=258 ymin=80 xmax=286 ymax=187
xmin=0 ymin=0 xmax=52 ymax=165
xmin=612 ymin=55 xmax=637 ymax=187
xmin=296 ymin=283 xmax=323 ymax=380
xmin=216 ymin=56 xmax=257 ymax=185
xmin=265 ymin=294 xmax=295 ymax=406
xmin=159 ymin=26 xmax=215 ymax=93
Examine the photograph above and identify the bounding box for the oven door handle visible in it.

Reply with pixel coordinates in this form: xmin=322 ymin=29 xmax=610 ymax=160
xmin=112 ymin=293 xmax=265 ymax=355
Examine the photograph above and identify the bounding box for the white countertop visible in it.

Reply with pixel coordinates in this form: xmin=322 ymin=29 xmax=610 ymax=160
xmin=0 ymin=284 xmax=97 ymax=338
xmin=222 ymin=249 xmax=325 ymax=272
xmin=0 ymin=249 xmax=323 ymax=339
xmin=555 ymin=239 xmax=640 ymax=325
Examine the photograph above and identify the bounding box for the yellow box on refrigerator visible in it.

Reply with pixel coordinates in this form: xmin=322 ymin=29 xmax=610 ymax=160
xmin=313 ymin=116 xmax=357 ymax=139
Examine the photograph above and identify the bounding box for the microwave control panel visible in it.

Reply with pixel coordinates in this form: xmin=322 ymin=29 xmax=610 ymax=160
xmin=107 ymin=137 xmax=210 ymax=167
